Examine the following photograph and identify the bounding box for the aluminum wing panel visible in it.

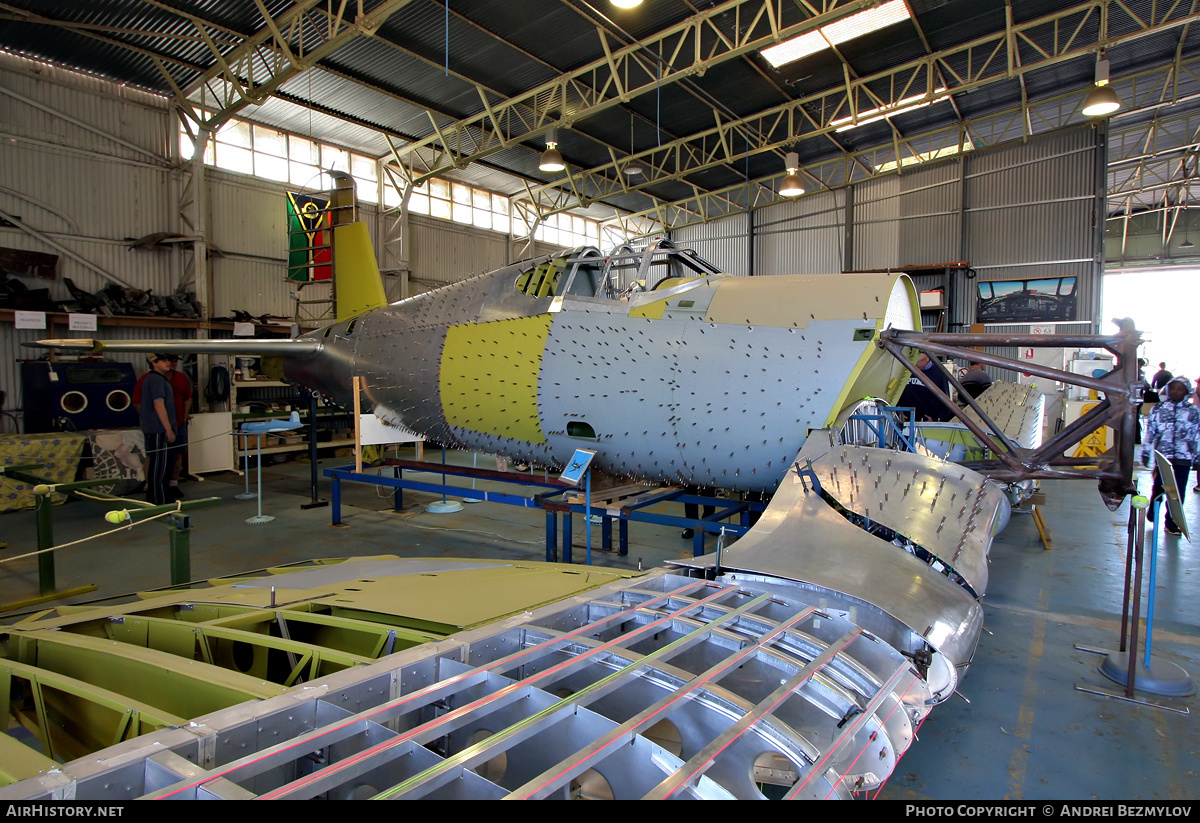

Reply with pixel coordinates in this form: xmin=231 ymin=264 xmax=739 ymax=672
xmin=669 ymin=444 xmax=987 ymax=701
xmin=0 ymin=570 xmax=932 ymax=801
xmin=808 ymin=446 xmax=1006 ymax=596
xmin=965 ymin=381 xmax=1047 ymax=449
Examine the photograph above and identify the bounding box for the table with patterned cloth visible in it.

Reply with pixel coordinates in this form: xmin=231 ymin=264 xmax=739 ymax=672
xmin=0 ymin=432 xmax=87 ymax=512
xmin=86 ymin=429 xmax=145 ymax=496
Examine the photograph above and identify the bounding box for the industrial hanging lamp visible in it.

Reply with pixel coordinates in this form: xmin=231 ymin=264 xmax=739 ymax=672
xmin=780 ymin=151 xmax=805 ymax=197
xmin=540 ymin=127 xmax=566 ymax=172
xmin=610 ymin=0 xmax=643 ymax=8
xmin=1182 ymin=183 xmax=1194 ymax=249
xmin=1082 ymin=56 xmax=1122 ymax=117
xmin=625 ymin=115 xmax=644 ymax=177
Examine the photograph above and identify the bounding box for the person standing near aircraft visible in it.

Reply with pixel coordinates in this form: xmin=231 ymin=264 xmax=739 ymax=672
xmin=958 ymin=361 xmax=993 ymax=399
xmin=1147 ymin=361 xmax=1173 ymax=405
xmin=898 ymin=353 xmax=953 ymax=421
xmin=1142 ymin=376 xmax=1199 ymax=535
xmin=139 ymin=354 xmax=177 ymax=506
xmin=132 ymin=354 xmax=192 ymax=499
xmin=162 ymin=354 xmax=192 ymax=500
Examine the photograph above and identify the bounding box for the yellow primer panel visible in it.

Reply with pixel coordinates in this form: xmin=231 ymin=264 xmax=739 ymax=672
xmin=316 ymin=563 xmax=636 ymax=631
xmin=441 ymin=315 xmax=552 ymax=444
xmin=628 ymin=297 xmax=670 ymax=319
xmin=705 ymin=273 xmax=903 ymax=329
xmin=333 ymin=222 xmax=388 ymax=321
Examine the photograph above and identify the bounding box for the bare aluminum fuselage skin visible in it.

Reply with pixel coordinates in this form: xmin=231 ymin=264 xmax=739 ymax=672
xmin=287 ymin=257 xmax=919 ymax=493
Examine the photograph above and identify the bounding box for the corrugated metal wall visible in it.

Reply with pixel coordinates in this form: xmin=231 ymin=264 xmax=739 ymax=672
xmin=409 ymin=215 xmax=509 ymax=290
xmin=672 ymin=214 xmax=752 ymax=275
xmin=0 ymin=55 xmax=174 ymax=300
xmin=755 ymin=190 xmax=845 ymax=275
xmin=851 ymin=175 xmax=902 ymax=270
xmin=739 ymin=125 xmax=1101 ymax=335
xmin=899 ymin=162 xmax=963 ymax=269
xmin=0 ymin=52 xmax=170 ymax=162
xmin=960 ymin=127 xmax=1100 ymax=331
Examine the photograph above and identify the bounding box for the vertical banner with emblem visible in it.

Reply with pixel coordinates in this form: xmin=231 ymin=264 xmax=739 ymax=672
xmin=287 ymin=192 xmax=333 ymax=282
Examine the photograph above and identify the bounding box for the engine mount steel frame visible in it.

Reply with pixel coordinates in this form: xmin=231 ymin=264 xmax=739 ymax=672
xmin=879 ymin=320 xmax=1142 ymax=509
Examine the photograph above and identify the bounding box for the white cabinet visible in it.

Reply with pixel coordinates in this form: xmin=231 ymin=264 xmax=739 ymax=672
xmin=189 ymin=412 xmax=234 ymax=473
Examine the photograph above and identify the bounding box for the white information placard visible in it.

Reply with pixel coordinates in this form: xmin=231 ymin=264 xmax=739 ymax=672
xmin=233 ymin=322 xmax=255 ymax=337
xmin=69 ymin=313 xmax=98 ymax=331
xmin=14 ymin=311 xmax=46 ymax=329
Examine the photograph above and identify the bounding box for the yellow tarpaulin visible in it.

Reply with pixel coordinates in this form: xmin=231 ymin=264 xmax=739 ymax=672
xmin=0 ymin=432 xmax=87 ymax=512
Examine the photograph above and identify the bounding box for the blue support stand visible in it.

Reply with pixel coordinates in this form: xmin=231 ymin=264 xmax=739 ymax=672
xmin=585 ymin=467 xmax=592 ymax=566
xmin=425 ymin=445 xmax=464 ymax=513
xmin=1096 ymin=492 xmax=1195 ymax=697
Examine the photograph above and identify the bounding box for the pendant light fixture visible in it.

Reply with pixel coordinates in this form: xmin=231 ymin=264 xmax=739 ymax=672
xmin=540 ymin=127 xmax=565 ymax=172
xmin=1082 ymin=55 xmax=1122 ymax=118
xmin=780 ymin=151 xmax=804 ymax=197
xmin=1182 ymin=183 xmax=1194 ymax=249
xmin=625 ymin=114 xmax=644 ymax=177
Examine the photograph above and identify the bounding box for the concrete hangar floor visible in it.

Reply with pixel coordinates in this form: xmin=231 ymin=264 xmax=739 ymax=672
xmin=0 ymin=448 xmax=1195 ymax=801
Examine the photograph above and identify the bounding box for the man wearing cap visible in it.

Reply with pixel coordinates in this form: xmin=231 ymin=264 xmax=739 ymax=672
xmin=133 ymin=354 xmax=192 ymax=500
xmin=139 ymin=354 xmax=177 ymax=505
xmin=1141 ymin=375 xmax=1200 ymax=535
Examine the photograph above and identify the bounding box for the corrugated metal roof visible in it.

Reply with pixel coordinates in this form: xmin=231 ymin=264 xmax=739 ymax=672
xmin=0 ymin=0 xmax=1195 ymax=226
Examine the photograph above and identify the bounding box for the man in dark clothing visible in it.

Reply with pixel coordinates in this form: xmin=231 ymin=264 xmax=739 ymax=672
xmin=898 ymin=353 xmax=953 ymax=421
xmin=140 ymin=354 xmax=177 ymax=505
xmin=133 ymin=354 xmax=191 ymax=499
xmin=959 ymin=361 xmax=993 ymax=399
xmin=1147 ymin=362 xmax=1173 ymax=405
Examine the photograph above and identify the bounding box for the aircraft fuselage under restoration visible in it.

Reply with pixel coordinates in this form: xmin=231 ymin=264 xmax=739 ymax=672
xmin=288 ymin=245 xmax=919 ymax=492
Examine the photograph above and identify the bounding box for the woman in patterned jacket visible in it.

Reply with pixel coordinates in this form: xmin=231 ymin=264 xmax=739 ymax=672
xmin=1142 ymin=376 xmax=1200 ymax=535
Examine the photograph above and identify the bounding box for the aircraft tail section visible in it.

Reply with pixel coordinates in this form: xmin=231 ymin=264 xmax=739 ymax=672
xmin=333 ymin=221 xmax=388 ymax=322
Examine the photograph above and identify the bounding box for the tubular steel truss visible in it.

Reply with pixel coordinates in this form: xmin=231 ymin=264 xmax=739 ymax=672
xmin=389 ymin=0 xmax=880 ymax=185
xmin=6 ymin=0 xmax=1200 ymax=236
xmin=878 ymin=322 xmax=1143 ymax=509
xmin=512 ymin=1 xmax=1200 ymax=226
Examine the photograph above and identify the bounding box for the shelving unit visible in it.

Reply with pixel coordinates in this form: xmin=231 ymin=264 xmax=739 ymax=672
xmin=844 ymin=261 xmax=969 ymax=334
xmin=919 ymin=293 xmax=949 ymax=333
xmin=230 ymin=377 xmax=354 ymax=460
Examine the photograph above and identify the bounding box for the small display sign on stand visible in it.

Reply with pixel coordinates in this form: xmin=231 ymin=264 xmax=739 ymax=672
xmin=557 ymin=448 xmax=597 ymax=486
xmin=558 ymin=449 xmax=599 ymax=566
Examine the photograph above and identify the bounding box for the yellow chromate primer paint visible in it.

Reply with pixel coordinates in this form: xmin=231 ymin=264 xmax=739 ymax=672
xmin=441 ymin=314 xmax=552 ymax=444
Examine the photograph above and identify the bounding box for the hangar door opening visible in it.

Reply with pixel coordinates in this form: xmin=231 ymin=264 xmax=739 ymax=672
xmin=1102 ymin=269 xmax=1198 ymax=380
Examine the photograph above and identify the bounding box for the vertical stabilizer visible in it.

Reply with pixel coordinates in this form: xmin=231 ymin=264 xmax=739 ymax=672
xmin=334 ymin=221 xmax=388 ymax=321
